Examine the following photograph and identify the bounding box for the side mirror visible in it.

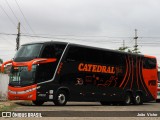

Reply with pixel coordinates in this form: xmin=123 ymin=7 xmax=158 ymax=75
xmin=1 ymin=60 xmax=13 ymax=73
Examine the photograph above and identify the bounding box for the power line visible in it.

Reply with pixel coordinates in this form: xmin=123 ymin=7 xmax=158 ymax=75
xmin=141 ymin=37 xmax=160 ymax=38
xmin=5 ymin=0 xmax=19 ymax=22
xmin=2 ymin=32 xmax=160 ymax=45
xmin=14 ymin=0 xmax=35 ymax=34
xmin=0 ymin=5 xmax=17 ymax=27
xmin=0 ymin=33 xmax=16 ymax=36
xmin=22 ymin=33 xmax=133 ymax=38
xmin=20 ymin=34 xmax=122 ymax=42
xmin=5 ymin=0 xmax=31 ymax=35
xmin=0 ymin=35 xmax=15 ymax=46
xmin=2 ymin=32 xmax=160 ymax=40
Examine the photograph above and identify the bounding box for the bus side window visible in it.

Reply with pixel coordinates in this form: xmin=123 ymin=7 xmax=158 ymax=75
xmin=84 ymin=48 xmax=102 ymax=63
xmin=103 ymin=51 xmax=125 ymax=66
xmin=66 ymin=46 xmax=102 ymax=63
xmin=41 ymin=44 xmax=65 ymax=58
xmin=36 ymin=44 xmax=66 ymax=83
xmin=41 ymin=45 xmax=55 ymax=58
xmin=143 ymin=58 xmax=156 ymax=69
xmin=54 ymin=44 xmax=66 ymax=59
xmin=66 ymin=47 xmax=84 ymax=62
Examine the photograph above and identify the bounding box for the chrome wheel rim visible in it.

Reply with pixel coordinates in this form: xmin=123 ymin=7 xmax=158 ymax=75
xmin=136 ymin=95 xmax=141 ymax=104
xmin=58 ymin=94 xmax=65 ymax=104
xmin=126 ymin=95 xmax=131 ymax=104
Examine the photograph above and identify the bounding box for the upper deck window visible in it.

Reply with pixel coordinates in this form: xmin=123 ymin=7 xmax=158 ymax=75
xmin=14 ymin=44 xmax=42 ymax=61
xmin=66 ymin=46 xmax=102 ymax=63
xmin=41 ymin=44 xmax=66 ymax=58
xmin=143 ymin=58 xmax=156 ymax=69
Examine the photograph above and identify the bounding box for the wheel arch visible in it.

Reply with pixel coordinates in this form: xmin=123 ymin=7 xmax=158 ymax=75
xmin=56 ymin=87 xmax=70 ymax=98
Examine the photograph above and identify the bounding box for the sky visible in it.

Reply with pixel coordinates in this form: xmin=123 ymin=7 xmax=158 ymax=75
xmin=0 ymin=0 xmax=160 ymax=64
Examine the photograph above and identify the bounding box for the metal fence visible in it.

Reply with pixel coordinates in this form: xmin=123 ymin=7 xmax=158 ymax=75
xmin=0 ymin=73 xmax=9 ymax=100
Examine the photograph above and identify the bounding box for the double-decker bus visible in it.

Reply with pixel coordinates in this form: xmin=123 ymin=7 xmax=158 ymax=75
xmin=1 ymin=41 xmax=158 ymax=106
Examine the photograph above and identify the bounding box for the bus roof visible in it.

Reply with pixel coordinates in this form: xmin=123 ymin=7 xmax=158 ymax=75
xmin=22 ymin=41 xmax=68 ymax=46
xmin=21 ymin=41 xmax=156 ymax=59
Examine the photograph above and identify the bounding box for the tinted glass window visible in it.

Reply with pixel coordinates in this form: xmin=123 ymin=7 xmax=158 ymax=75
xmin=14 ymin=44 xmax=42 ymax=61
xmin=66 ymin=46 xmax=84 ymax=61
xmin=66 ymin=46 xmax=126 ymax=65
xmin=37 ymin=44 xmax=66 ymax=82
xmin=66 ymin=46 xmax=102 ymax=63
xmin=36 ymin=63 xmax=57 ymax=83
xmin=85 ymin=48 xmax=102 ymax=63
xmin=41 ymin=44 xmax=65 ymax=58
xmin=103 ymin=51 xmax=125 ymax=65
xmin=143 ymin=58 xmax=156 ymax=69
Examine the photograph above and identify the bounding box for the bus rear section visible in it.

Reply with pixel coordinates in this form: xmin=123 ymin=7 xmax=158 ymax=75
xmin=141 ymin=56 xmax=157 ymax=102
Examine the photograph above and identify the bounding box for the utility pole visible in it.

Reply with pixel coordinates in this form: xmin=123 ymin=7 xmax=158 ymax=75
xmin=118 ymin=40 xmax=128 ymax=52
xmin=16 ymin=22 xmax=20 ymax=51
xmin=122 ymin=40 xmax=125 ymax=50
xmin=133 ymin=29 xmax=138 ymax=53
xmin=121 ymin=40 xmax=125 ymax=52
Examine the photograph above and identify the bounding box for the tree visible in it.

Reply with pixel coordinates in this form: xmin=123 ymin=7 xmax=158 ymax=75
xmin=118 ymin=40 xmax=131 ymax=52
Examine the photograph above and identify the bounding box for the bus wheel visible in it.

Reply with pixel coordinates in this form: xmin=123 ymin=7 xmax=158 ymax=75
xmin=32 ymin=100 xmax=44 ymax=106
xmin=123 ymin=93 xmax=132 ymax=105
xmin=100 ymin=101 xmax=111 ymax=105
xmin=134 ymin=93 xmax=143 ymax=105
xmin=54 ymin=90 xmax=68 ymax=106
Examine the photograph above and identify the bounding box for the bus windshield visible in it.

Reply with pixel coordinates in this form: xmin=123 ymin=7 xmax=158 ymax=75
xmin=14 ymin=44 xmax=42 ymax=61
xmin=9 ymin=65 xmax=36 ymax=86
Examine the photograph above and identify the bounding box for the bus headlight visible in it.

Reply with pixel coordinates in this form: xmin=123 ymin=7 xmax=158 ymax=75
xmin=32 ymin=65 xmax=37 ymax=71
xmin=8 ymin=90 xmax=16 ymax=94
xmin=25 ymin=87 xmax=36 ymax=93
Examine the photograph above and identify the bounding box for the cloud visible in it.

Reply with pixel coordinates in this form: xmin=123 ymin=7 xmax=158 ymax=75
xmin=0 ymin=0 xmax=160 ymax=62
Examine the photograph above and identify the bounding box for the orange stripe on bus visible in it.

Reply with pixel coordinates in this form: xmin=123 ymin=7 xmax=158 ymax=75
xmin=119 ymin=56 xmax=128 ymax=88
xmin=123 ymin=56 xmax=131 ymax=89
xmin=130 ymin=57 xmax=134 ymax=90
xmin=136 ymin=57 xmax=140 ymax=90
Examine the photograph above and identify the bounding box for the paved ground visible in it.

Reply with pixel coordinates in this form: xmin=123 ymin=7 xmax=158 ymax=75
xmin=0 ymin=101 xmax=160 ymax=120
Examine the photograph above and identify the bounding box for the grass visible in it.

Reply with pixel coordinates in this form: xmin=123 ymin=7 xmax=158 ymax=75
xmin=0 ymin=102 xmax=17 ymax=111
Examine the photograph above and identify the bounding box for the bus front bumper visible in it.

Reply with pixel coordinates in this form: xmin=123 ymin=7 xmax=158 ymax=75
xmin=8 ymin=84 xmax=37 ymax=100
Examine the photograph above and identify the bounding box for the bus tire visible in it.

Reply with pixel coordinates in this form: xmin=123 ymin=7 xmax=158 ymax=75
xmin=123 ymin=92 xmax=132 ymax=105
xmin=54 ymin=90 xmax=68 ymax=106
xmin=134 ymin=93 xmax=143 ymax=105
xmin=100 ymin=101 xmax=111 ymax=105
xmin=32 ymin=100 xmax=44 ymax=106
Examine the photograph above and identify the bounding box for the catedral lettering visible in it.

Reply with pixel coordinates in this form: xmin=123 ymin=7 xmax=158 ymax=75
xmin=1 ymin=41 xmax=158 ymax=106
xmin=78 ymin=63 xmax=115 ymax=74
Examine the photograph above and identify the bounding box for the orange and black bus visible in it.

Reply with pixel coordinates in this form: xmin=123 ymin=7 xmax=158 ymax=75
xmin=1 ymin=41 xmax=158 ymax=106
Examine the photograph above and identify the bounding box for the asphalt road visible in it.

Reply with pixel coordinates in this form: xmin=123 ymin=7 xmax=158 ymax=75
xmin=1 ymin=101 xmax=160 ymax=120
